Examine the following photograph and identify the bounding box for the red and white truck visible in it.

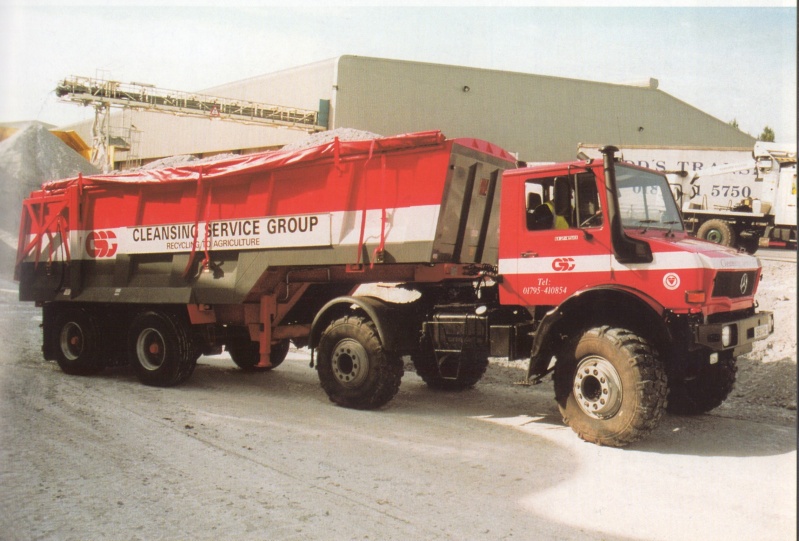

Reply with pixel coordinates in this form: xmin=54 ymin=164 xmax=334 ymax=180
xmin=16 ymin=131 xmax=773 ymax=446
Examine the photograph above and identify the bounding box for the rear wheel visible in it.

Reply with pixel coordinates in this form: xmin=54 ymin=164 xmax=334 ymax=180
xmin=228 ymin=338 xmax=290 ymax=371
xmin=128 ymin=311 xmax=197 ymax=387
xmin=53 ymin=308 xmax=105 ymax=375
xmin=554 ymin=326 xmax=668 ymax=447
xmin=667 ymin=352 xmax=737 ymax=415
xmin=697 ymin=219 xmax=737 ymax=247
xmin=317 ymin=316 xmax=403 ymax=409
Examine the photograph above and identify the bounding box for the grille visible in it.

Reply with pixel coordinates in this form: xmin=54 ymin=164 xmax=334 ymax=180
xmin=712 ymin=271 xmax=757 ymax=298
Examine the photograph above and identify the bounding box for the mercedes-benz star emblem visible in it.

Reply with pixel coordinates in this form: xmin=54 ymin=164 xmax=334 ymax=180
xmin=740 ymin=274 xmax=749 ymax=295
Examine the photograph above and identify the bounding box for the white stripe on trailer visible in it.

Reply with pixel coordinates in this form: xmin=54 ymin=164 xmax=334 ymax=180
xmin=22 ymin=205 xmax=443 ymax=261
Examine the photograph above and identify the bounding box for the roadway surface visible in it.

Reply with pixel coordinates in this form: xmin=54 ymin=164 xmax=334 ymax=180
xmin=757 ymin=245 xmax=797 ymax=263
xmin=0 ymin=279 xmax=795 ymax=541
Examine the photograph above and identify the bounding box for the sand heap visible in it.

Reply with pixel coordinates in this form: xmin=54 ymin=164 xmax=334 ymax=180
xmin=0 ymin=122 xmax=99 ymax=276
xmin=128 ymin=128 xmax=382 ymax=171
xmin=280 ymin=127 xmax=382 ymax=151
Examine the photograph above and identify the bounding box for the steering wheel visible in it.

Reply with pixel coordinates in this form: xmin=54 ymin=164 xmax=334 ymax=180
xmin=580 ymin=212 xmax=602 ymax=228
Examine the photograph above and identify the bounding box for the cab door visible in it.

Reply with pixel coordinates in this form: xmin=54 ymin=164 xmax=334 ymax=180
xmin=499 ymin=170 xmax=612 ymax=307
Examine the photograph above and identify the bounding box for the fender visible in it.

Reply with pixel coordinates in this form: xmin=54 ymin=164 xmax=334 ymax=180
xmin=527 ymin=285 xmax=667 ymax=379
xmin=310 ymin=295 xmax=422 ymax=353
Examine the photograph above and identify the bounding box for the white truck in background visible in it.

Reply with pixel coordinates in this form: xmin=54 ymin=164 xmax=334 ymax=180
xmin=577 ymin=142 xmax=797 ymax=253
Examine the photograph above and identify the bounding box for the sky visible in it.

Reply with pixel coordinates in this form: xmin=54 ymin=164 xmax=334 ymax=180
xmin=1 ymin=2 xmax=796 ymax=143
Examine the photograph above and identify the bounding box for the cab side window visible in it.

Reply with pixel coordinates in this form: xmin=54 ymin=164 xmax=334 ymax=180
xmin=526 ymin=173 xmax=602 ymax=231
xmin=575 ymin=173 xmax=603 ymax=228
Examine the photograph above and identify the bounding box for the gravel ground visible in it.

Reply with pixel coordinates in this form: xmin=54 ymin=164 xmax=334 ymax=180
xmin=716 ymin=258 xmax=797 ymax=424
xmin=0 ymin=257 xmax=794 ymax=541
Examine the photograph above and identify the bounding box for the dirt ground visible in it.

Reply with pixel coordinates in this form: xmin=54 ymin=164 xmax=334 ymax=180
xmin=0 ymin=255 xmax=794 ymax=541
xmin=719 ymin=258 xmax=797 ymax=424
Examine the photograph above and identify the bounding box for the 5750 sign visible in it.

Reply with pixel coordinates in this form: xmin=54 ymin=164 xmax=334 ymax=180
xmin=692 ymin=184 xmax=753 ymax=198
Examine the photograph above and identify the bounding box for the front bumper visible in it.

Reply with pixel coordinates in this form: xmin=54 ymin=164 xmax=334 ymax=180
xmin=694 ymin=311 xmax=774 ymax=356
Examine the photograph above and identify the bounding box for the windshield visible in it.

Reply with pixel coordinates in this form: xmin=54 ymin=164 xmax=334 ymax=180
xmin=616 ymin=165 xmax=684 ymax=232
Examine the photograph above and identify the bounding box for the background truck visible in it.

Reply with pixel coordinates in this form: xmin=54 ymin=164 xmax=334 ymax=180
xmin=677 ymin=142 xmax=797 ymax=252
xmin=16 ymin=131 xmax=773 ymax=447
xmin=577 ymin=142 xmax=798 ymax=252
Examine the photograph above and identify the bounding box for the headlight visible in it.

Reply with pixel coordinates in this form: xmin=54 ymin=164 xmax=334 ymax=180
xmin=721 ymin=325 xmax=736 ymax=347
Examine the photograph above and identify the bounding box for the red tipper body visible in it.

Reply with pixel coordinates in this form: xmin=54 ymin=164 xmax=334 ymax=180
xmin=17 ymin=130 xmax=515 ymax=305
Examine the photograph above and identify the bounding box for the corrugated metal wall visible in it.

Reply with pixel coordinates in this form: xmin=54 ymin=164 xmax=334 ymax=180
xmin=333 ymin=56 xmax=755 ymax=162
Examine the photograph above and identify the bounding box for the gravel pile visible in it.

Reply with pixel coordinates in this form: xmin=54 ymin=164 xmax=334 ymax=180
xmin=280 ymin=127 xmax=382 ymax=151
xmin=0 ymin=122 xmax=98 ymax=276
xmin=137 ymin=153 xmax=240 ymax=171
xmin=127 ymin=128 xmax=382 ymax=172
xmin=0 ymin=122 xmax=98 ymax=233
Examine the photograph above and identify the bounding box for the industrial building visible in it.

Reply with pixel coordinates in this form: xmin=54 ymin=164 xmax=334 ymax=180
xmin=58 ymin=55 xmax=756 ymax=169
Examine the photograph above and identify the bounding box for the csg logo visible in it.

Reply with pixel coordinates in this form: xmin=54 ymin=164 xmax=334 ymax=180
xmin=86 ymin=230 xmax=118 ymax=258
xmin=552 ymin=257 xmax=575 ymax=271
xmin=662 ymin=272 xmax=681 ymax=290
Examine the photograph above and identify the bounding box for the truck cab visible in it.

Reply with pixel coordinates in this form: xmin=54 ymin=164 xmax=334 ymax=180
xmin=495 ymin=147 xmax=773 ymax=445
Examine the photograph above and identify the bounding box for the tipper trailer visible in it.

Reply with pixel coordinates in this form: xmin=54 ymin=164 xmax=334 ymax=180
xmin=16 ymin=131 xmax=773 ymax=446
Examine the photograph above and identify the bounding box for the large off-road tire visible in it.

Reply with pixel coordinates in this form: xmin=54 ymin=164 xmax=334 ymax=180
xmin=228 ymin=338 xmax=290 ymax=371
xmin=411 ymin=344 xmax=489 ymax=391
xmin=128 ymin=311 xmax=197 ymax=387
xmin=53 ymin=307 xmax=105 ymax=376
xmin=316 ymin=316 xmax=403 ymax=410
xmin=697 ymin=219 xmax=737 ymax=248
xmin=554 ymin=326 xmax=668 ymax=447
xmin=667 ymin=352 xmax=737 ymax=415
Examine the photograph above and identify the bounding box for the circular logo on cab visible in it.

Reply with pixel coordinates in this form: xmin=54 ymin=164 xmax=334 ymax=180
xmin=663 ymin=272 xmax=680 ymax=290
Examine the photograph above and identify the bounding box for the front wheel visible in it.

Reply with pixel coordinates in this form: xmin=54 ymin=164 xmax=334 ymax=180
xmin=667 ymin=352 xmax=737 ymax=415
xmin=554 ymin=326 xmax=668 ymax=447
xmin=128 ymin=311 xmax=197 ymax=387
xmin=317 ymin=316 xmax=403 ymax=409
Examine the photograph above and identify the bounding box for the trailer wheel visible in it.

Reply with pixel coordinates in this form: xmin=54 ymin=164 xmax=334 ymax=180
xmin=554 ymin=326 xmax=668 ymax=447
xmin=667 ymin=352 xmax=737 ymax=415
xmin=128 ymin=311 xmax=197 ymax=387
xmin=697 ymin=219 xmax=737 ymax=247
xmin=228 ymin=338 xmax=290 ymax=371
xmin=411 ymin=342 xmax=488 ymax=391
xmin=53 ymin=308 xmax=105 ymax=375
xmin=317 ymin=316 xmax=403 ymax=410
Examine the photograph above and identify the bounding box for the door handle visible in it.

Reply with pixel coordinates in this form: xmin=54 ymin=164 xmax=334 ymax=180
xmin=521 ymin=251 xmax=538 ymax=258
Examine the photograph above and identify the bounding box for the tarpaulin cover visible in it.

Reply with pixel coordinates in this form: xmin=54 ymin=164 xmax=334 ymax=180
xmin=41 ymin=131 xmax=515 ymax=192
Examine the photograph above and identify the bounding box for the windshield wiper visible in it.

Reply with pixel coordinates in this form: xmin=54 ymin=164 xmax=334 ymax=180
xmin=662 ymin=220 xmax=680 ymax=237
xmin=638 ymin=219 xmax=656 ymax=233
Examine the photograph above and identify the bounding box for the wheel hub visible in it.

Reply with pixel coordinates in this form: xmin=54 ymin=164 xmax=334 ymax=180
xmin=60 ymin=322 xmax=84 ymax=361
xmin=705 ymin=229 xmax=723 ymax=243
xmin=573 ymin=355 xmax=623 ymax=419
xmin=331 ymin=339 xmax=369 ymax=388
xmin=137 ymin=328 xmax=166 ymax=371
